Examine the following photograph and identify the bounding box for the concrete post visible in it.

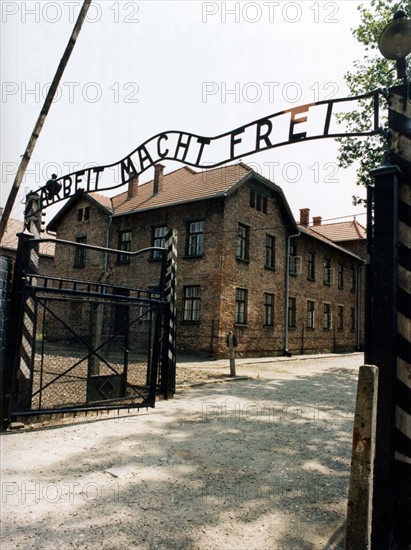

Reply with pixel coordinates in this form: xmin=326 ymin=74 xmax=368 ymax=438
xmin=228 ymin=331 xmax=236 ymax=377
xmin=346 ymin=365 xmax=378 ymax=550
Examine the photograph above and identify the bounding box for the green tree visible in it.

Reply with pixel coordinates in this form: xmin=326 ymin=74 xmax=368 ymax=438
xmin=337 ymin=0 xmax=411 ymax=205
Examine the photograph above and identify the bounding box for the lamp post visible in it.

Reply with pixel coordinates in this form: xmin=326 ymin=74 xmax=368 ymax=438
xmin=379 ymin=9 xmax=411 ymax=107
xmin=367 ymin=10 xmax=411 ymax=549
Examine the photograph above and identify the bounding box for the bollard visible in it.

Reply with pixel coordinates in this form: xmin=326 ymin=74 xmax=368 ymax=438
xmin=228 ymin=331 xmax=236 ymax=377
xmin=346 ymin=365 xmax=378 ymax=550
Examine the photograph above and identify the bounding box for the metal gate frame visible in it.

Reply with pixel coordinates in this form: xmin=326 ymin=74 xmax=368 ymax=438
xmin=1 ymin=230 xmax=177 ymax=429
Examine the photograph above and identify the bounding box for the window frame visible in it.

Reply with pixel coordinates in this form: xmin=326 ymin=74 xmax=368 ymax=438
xmin=337 ymin=305 xmax=344 ymax=330
xmin=264 ymin=293 xmax=274 ymax=326
xmin=183 ymin=285 xmax=201 ymax=322
xmin=265 ymin=234 xmax=275 ymax=269
xmin=187 ymin=220 xmax=204 ymax=257
xmin=338 ymin=263 xmax=344 ymax=289
xmin=288 ymin=296 xmax=296 ymax=328
xmin=74 ymin=236 xmax=87 ymax=268
xmin=236 ymin=223 xmax=250 ymax=262
xmin=350 ymin=267 xmax=357 ymax=292
xmin=307 ymin=251 xmax=315 ymax=281
xmin=235 ymin=288 xmax=248 ymax=325
xmin=306 ymin=300 xmax=315 ymax=329
xmin=117 ymin=230 xmax=132 ymax=264
xmin=77 ymin=206 xmax=90 ymax=222
xmin=152 ymin=225 xmax=167 ymax=260
xmin=323 ymin=302 xmax=332 ymax=330
xmin=289 ymin=243 xmax=300 ymax=275
xmin=323 ymin=258 xmax=332 ymax=285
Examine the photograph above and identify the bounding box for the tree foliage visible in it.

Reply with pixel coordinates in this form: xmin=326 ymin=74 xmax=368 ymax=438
xmin=337 ymin=0 xmax=411 ymax=205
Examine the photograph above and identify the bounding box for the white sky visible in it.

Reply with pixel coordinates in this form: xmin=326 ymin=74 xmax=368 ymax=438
xmin=1 ymin=0 xmax=376 ymax=226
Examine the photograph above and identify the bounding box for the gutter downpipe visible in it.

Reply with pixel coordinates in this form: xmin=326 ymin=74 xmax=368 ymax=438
xmin=284 ymin=229 xmax=300 ymax=355
xmin=105 ymin=199 xmax=115 ymax=275
xmin=356 ymin=262 xmax=365 ymax=351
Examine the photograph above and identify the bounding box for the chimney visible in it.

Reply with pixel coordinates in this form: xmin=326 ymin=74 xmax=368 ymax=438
xmin=127 ymin=175 xmax=139 ymax=200
xmin=153 ymin=164 xmax=164 ymax=195
xmin=313 ymin=216 xmax=322 ymax=226
xmin=299 ymin=208 xmax=310 ymax=227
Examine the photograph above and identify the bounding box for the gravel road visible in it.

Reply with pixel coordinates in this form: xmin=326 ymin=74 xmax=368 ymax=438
xmin=1 ymin=353 xmax=362 ymax=549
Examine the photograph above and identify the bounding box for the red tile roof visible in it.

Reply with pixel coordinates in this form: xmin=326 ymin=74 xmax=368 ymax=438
xmin=309 ymin=220 xmax=366 ymax=242
xmin=112 ymin=163 xmax=252 ymax=215
xmin=0 ymin=216 xmax=55 ymax=257
xmin=88 ymin=192 xmax=113 ymax=211
xmin=298 ymin=225 xmax=364 ymax=261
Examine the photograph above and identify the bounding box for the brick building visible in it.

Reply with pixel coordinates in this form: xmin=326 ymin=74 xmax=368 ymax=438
xmin=47 ymin=163 xmax=366 ymax=357
xmin=0 ymin=208 xmax=55 ymax=270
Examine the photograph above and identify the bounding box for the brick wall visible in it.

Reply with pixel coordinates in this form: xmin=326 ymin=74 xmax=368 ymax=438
xmin=48 ymin=180 xmax=365 ymax=358
xmin=108 ymin=198 xmax=226 ymax=354
xmin=287 ymin=233 xmax=364 ymax=355
xmin=216 ymin=182 xmax=290 ymax=357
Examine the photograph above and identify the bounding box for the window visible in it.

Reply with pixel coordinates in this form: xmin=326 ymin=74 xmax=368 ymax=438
xmin=235 ymin=288 xmax=248 ymax=325
xmin=250 ymin=191 xmax=268 ymax=214
xmin=307 ymin=252 xmax=315 ymax=280
xmin=117 ymin=230 xmax=132 ymax=264
xmin=183 ymin=286 xmax=201 ymax=322
xmin=264 ymin=293 xmax=274 ymax=326
xmin=74 ymin=236 xmax=86 ymax=268
xmin=152 ymin=226 xmax=167 ymax=259
xmin=187 ymin=221 xmax=204 ymax=257
xmin=265 ymin=235 xmax=275 ymax=269
xmin=338 ymin=305 xmax=344 ymax=330
xmin=350 ymin=268 xmax=356 ymax=292
xmin=77 ymin=207 xmax=90 ymax=222
xmin=250 ymin=190 xmax=256 ymax=208
xmin=350 ymin=307 xmax=356 ymax=331
xmin=289 ymin=243 xmax=301 ymax=275
xmin=323 ymin=303 xmax=332 ymax=330
xmin=307 ymin=300 xmax=315 ymax=329
xmin=288 ymin=297 xmax=296 ymax=328
xmin=323 ymin=258 xmax=333 ymax=285
xmin=338 ymin=264 xmax=344 ymax=289
xmin=236 ymin=224 xmax=249 ymax=261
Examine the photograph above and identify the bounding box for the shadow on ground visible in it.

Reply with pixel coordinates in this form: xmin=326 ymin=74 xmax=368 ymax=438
xmin=1 ymin=364 xmax=359 ymax=550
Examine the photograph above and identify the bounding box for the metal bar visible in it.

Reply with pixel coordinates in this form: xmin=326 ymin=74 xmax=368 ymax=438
xmin=367 ymin=165 xmax=399 ymax=549
xmin=30 ymin=297 xmax=149 ymax=398
xmin=30 ymin=287 xmax=161 ymax=305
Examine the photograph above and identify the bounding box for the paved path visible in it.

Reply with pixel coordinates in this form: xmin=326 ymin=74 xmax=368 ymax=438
xmin=1 ymin=353 xmax=363 ymax=549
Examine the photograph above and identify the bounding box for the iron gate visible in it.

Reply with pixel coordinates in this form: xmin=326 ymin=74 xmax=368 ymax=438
xmin=2 ymin=231 xmax=176 ymax=428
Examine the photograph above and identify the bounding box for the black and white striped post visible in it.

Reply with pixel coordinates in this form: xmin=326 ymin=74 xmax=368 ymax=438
xmin=163 ymin=228 xmax=177 ymax=399
xmin=367 ymin=85 xmax=411 ymax=549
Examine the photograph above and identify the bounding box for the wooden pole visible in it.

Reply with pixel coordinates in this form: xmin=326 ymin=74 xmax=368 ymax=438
xmin=0 ymin=0 xmax=92 ymax=241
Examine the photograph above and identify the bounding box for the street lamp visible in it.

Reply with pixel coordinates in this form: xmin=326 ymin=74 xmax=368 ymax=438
xmin=378 ymin=9 xmax=411 ymax=105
